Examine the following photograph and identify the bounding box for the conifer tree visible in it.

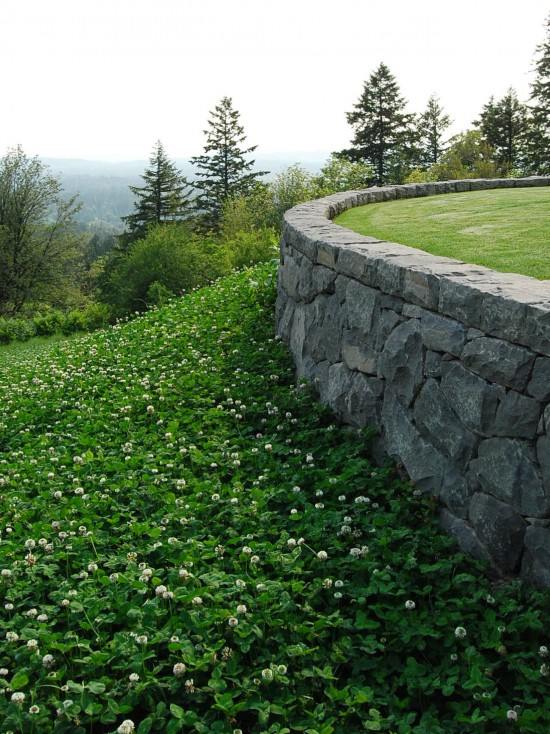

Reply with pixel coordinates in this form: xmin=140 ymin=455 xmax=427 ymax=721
xmin=340 ymin=63 xmax=415 ymax=185
xmin=122 ymin=140 xmax=191 ymax=245
xmin=417 ymin=95 xmax=452 ymax=165
xmin=476 ymin=89 xmax=528 ymax=172
xmin=526 ymin=15 xmax=550 ymax=174
xmin=191 ymin=97 xmax=267 ymax=228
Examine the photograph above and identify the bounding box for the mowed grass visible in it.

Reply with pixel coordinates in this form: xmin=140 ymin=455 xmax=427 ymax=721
xmin=335 ymin=188 xmax=550 ymax=279
xmin=2 ymin=263 xmax=550 ymax=732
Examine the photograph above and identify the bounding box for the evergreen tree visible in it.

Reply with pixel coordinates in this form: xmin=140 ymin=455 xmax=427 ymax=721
xmin=526 ymin=15 xmax=550 ymax=174
xmin=340 ymin=63 xmax=415 ymax=185
xmin=121 ymin=141 xmax=191 ymax=245
xmin=191 ymin=97 xmax=267 ymax=228
xmin=476 ymin=88 xmax=528 ymax=172
xmin=417 ymin=95 xmax=452 ymax=165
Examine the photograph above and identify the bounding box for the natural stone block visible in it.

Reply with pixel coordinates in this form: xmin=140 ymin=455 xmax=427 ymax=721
xmin=345 ymin=279 xmax=379 ymax=334
xmin=494 ymin=390 xmax=541 ymax=439
xmin=382 ymin=387 xmax=447 ymax=495
xmin=413 ymin=379 xmax=478 ymax=463
xmin=374 ymin=309 xmax=402 ymax=351
xmin=424 ymin=350 xmax=442 ymax=378
xmin=342 ymin=329 xmax=378 ymax=374
xmin=420 ymin=311 xmax=466 ymax=356
xmin=439 ymin=509 xmax=493 ymax=565
xmin=378 ymin=319 xmax=424 ymax=406
xmin=440 ymin=362 xmax=504 ymax=435
xmin=468 ymin=492 xmax=526 ymax=573
xmin=469 ymin=438 xmax=550 ymax=516
xmin=521 ymin=526 xmax=550 ymax=587
xmin=527 ymin=357 xmax=550 ymax=402
xmin=461 ymin=337 xmax=535 ymax=390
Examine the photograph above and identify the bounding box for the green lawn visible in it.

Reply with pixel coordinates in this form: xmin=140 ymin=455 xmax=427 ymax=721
xmin=335 ymin=188 xmax=550 ymax=279
xmin=0 ymin=333 xmax=75 ymax=363
xmin=1 ymin=263 xmax=550 ymax=732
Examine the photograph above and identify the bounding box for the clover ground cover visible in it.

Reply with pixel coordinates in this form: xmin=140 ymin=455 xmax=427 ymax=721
xmin=335 ymin=188 xmax=550 ymax=279
xmin=1 ymin=263 xmax=550 ymax=733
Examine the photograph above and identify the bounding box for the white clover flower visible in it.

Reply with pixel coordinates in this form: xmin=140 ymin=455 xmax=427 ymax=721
xmin=539 ymin=645 xmax=548 ymax=658
xmin=136 ymin=635 xmax=148 ymax=645
xmin=155 ymin=585 xmax=167 ymax=597
xmin=540 ymin=663 xmax=549 ymax=676
xmin=11 ymin=691 xmax=25 ymax=704
xmin=235 ymin=579 xmax=246 ymax=589
xmin=27 ymin=639 xmax=39 ymax=650
xmin=29 ymin=704 xmax=40 ymax=714
xmin=264 ymin=444 xmax=272 ymax=452
xmin=42 ymin=654 xmax=55 ymax=668
xmin=405 ymin=600 xmax=416 ymax=610
xmin=236 ymin=604 xmax=247 ymax=615
xmin=287 ymin=538 xmax=297 ymax=548
xmin=211 ymin=493 xmax=220 ymax=502
xmin=317 ymin=551 xmax=328 ymax=561
xmin=24 ymin=539 xmax=36 ymax=549
xmin=261 ymin=668 xmax=274 ymax=681
xmin=507 ymin=710 xmax=518 ymax=721
xmin=0 ymin=667 xmax=8 ymax=676
xmin=129 ymin=673 xmax=140 ymax=682
xmin=1 ymin=568 xmax=12 ymax=577
xmin=173 ymin=662 xmax=186 ymax=677
xmin=277 ymin=664 xmax=287 ymax=675
xmin=117 ymin=720 xmax=135 ymax=734
xmin=250 ymin=555 xmax=260 ymax=564
xmin=88 ymin=562 xmax=98 ymax=573
xmin=192 ymin=596 xmax=203 ymax=606
xmin=228 ymin=617 xmax=239 ymax=627
xmin=146 ymin=405 xmax=155 ymax=415
xmin=6 ymin=631 xmax=19 ymax=642
xmin=242 ymin=546 xmax=252 ymax=555
xmin=454 ymin=626 xmax=467 ymax=639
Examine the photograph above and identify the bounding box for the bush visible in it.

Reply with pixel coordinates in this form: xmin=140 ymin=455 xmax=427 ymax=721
xmin=32 ymin=308 xmax=65 ymax=336
xmin=0 ymin=316 xmax=37 ymax=343
xmin=223 ymin=228 xmax=279 ymax=270
xmin=102 ymin=223 xmax=232 ymax=314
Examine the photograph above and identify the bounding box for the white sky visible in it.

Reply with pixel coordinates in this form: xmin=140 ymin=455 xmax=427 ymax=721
xmin=0 ymin=0 xmax=547 ymax=161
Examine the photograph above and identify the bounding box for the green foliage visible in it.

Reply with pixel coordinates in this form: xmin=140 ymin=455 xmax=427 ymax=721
xmin=526 ymin=14 xmax=550 ymax=174
xmin=191 ymin=97 xmax=268 ymax=229
xmin=313 ymin=154 xmax=374 ymax=195
xmin=121 ymin=141 xmax=192 ymax=246
xmin=409 ymin=131 xmax=500 ymax=182
xmin=475 ymin=89 xmax=528 ymax=173
xmin=1 ymin=263 xmax=550 ymax=732
xmin=340 ymin=63 xmax=416 ymax=185
xmin=417 ymin=95 xmax=452 ymax=165
xmin=0 ymin=146 xmax=82 ymax=315
xmin=101 ymin=223 xmax=230 ymax=314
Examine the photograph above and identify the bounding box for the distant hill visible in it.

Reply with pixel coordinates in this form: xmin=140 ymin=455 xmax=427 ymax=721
xmin=42 ymin=153 xmax=329 ymax=231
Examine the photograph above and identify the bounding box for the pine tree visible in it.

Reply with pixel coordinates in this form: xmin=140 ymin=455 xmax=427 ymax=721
xmin=476 ymin=88 xmax=528 ymax=172
xmin=121 ymin=141 xmax=191 ymax=245
xmin=340 ymin=63 xmax=415 ymax=185
xmin=417 ymin=95 xmax=452 ymax=165
xmin=526 ymin=15 xmax=550 ymax=174
xmin=191 ymin=97 xmax=267 ymax=228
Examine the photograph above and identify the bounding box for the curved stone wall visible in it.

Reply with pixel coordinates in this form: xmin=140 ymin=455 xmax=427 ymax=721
xmin=276 ymin=176 xmax=550 ymax=586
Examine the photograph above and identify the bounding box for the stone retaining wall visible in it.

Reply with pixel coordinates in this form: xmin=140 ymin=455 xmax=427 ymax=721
xmin=276 ymin=177 xmax=550 ymax=586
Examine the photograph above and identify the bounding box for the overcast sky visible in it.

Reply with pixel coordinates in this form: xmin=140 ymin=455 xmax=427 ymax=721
xmin=0 ymin=0 xmax=547 ymax=161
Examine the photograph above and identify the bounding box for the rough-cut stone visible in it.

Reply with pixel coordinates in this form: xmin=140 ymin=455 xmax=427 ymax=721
xmin=424 ymin=350 xmax=442 ymax=378
xmin=374 ymin=309 xmax=402 ymax=350
xmin=420 ymin=311 xmax=466 ymax=356
xmin=325 ymin=363 xmax=383 ymax=429
xmin=382 ymin=387 xmax=447 ymax=495
xmin=469 ymin=438 xmax=550 ymax=517
xmin=536 ymin=435 xmax=550 ymax=494
xmin=345 ymin=279 xmax=379 ymax=334
xmin=413 ymin=379 xmax=477 ymax=463
xmin=461 ymin=337 xmax=535 ymax=390
xmin=468 ymin=492 xmax=526 ymax=573
xmin=527 ymin=357 xmax=550 ymax=402
xmin=378 ymin=319 xmax=424 ymax=406
xmin=440 ymin=362 xmax=503 ymax=435
xmin=521 ymin=526 xmax=550 ymax=587
xmin=342 ymin=329 xmax=378 ymax=374
xmin=439 ymin=509 xmax=493 ymax=566
xmin=494 ymin=390 xmax=541 ymax=439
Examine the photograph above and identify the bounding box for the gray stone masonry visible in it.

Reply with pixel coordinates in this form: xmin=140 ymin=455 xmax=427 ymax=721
xmin=276 ymin=177 xmax=550 ymax=586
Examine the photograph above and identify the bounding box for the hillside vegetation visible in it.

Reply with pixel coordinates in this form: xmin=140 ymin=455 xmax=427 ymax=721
xmin=1 ymin=265 xmax=550 ymax=733
xmin=336 ymin=188 xmax=550 ymax=279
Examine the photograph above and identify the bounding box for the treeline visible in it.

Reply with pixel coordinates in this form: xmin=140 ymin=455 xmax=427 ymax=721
xmin=0 ymin=14 xmax=548 ymax=343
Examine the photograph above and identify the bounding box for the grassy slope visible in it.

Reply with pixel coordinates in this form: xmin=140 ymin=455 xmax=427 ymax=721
xmin=335 ymin=188 xmax=550 ymax=279
xmin=1 ymin=264 xmax=550 ymax=733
